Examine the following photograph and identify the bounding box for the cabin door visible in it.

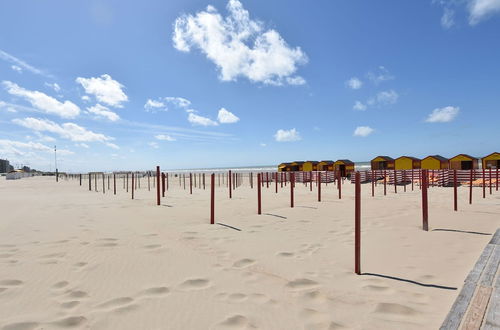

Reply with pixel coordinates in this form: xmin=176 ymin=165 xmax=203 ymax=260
xmin=339 ymin=165 xmax=346 ymax=177
xmin=461 ymin=161 xmax=473 ymax=170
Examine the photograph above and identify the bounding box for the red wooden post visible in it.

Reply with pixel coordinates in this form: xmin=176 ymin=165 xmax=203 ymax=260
xmin=257 ymin=173 xmax=262 ymax=214
xmin=162 ymin=173 xmax=166 ymax=197
xmin=126 ymin=173 xmax=129 ymax=192
xmin=489 ymin=168 xmax=492 ymax=195
xmin=453 ymin=170 xmax=458 ymax=211
xmin=403 ymin=170 xmax=406 ymax=192
xmin=371 ymin=170 xmax=374 ymax=197
xmin=394 ymin=169 xmax=397 ymax=194
xmin=79 ymin=174 xmax=82 ymax=186
xmin=102 ymin=173 xmax=105 ymax=194
xmin=383 ymin=170 xmax=387 ymax=196
xmin=338 ymin=171 xmax=342 ymax=199
xmin=469 ymin=169 xmax=473 ymax=204
xmin=166 ymin=172 xmax=169 ymax=191
xmin=354 ymin=172 xmax=361 ymax=275
xmin=411 ymin=169 xmax=414 ymax=191
xmin=131 ymin=173 xmax=134 ymax=199
xmin=250 ymin=172 xmax=253 ymax=189
xmin=203 ymin=173 xmax=206 ymax=190
xmin=275 ymin=172 xmax=278 ymax=193
xmin=189 ymin=173 xmax=193 ymax=195
xmin=148 ymin=172 xmax=150 ymax=191
xmin=266 ymin=172 xmax=269 ymax=189
xmin=113 ymin=174 xmax=116 ymax=195
xmin=318 ymin=172 xmax=321 ymax=202
xmin=88 ymin=173 xmax=91 ymax=191
xmin=210 ymin=173 xmax=215 ymax=224
xmin=497 ymin=168 xmax=499 ymax=191
xmin=422 ymin=170 xmax=429 ymax=231
xmin=228 ymin=170 xmax=232 ymax=199
xmin=482 ymin=168 xmax=486 ymax=198
xmin=290 ymin=172 xmax=295 ymax=208
xmin=310 ymin=172 xmax=313 ymax=191
xmin=156 ymin=166 xmax=160 ymax=205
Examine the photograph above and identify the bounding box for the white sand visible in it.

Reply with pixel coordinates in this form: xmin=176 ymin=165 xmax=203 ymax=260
xmin=0 ymin=175 xmax=498 ymax=330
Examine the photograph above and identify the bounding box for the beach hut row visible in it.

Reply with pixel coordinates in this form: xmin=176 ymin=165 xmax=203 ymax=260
xmin=278 ymin=160 xmax=355 ymax=176
xmin=371 ymin=152 xmax=500 ymax=170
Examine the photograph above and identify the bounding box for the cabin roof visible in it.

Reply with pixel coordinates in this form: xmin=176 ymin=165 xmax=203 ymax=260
xmin=423 ymin=155 xmax=449 ymax=162
xmin=450 ymin=154 xmax=478 ymax=161
xmin=371 ymin=156 xmax=394 ymax=162
xmin=319 ymin=160 xmax=335 ymax=164
xmin=336 ymin=159 xmax=354 ymax=164
xmin=482 ymin=152 xmax=500 ymax=159
xmin=395 ymin=156 xmax=421 ymax=161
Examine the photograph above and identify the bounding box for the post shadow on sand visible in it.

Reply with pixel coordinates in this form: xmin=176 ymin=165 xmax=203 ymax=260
xmin=216 ymin=222 xmax=242 ymax=231
xmin=361 ymin=273 xmax=457 ymax=290
xmin=263 ymin=213 xmax=287 ymax=219
xmin=432 ymin=228 xmax=492 ymax=236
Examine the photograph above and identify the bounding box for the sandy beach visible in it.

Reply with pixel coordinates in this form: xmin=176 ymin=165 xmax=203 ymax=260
xmin=0 ymin=175 xmax=498 ymax=330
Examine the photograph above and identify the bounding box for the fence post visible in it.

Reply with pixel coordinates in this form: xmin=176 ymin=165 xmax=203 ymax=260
xmin=102 ymin=173 xmax=105 ymax=194
xmin=88 ymin=173 xmax=91 ymax=191
xmin=383 ymin=170 xmax=387 ymax=196
xmin=113 ymin=174 xmax=116 ymax=195
xmin=338 ymin=171 xmax=342 ymax=199
xmin=229 ymin=170 xmax=232 ymax=199
xmin=489 ymin=168 xmax=492 ymax=195
xmin=318 ymin=172 xmax=321 ymax=202
xmin=422 ymin=169 xmax=429 ymax=231
xmin=355 ymin=172 xmax=361 ymax=275
xmin=394 ymin=169 xmax=397 ymax=194
xmin=275 ymin=172 xmax=278 ymax=193
xmin=371 ymin=170 xmax=374 ymax=197
xmin=189 ymin=173 xmax=193 ymax=195
xmin=482 ymin=168 xmax=485 ymax=198
xmin=162 ymin=173 xmax=166 ymax=197
xmin=290 ymin=172 xmax=295 ymax=208
xmin=453 ymin=170 xmax=458 ymax=211
xmin=257 ymin=173 xmax=262 ymax=214
xmin=210 ymin=173 xmax=215 ymax=224
xmin=469 ymin=169 xmax=473 ymax=204
xmin=166 ymin=173 xmax=169 ymax=191
xmin=156 ymin=166 xmax=161 ymax=206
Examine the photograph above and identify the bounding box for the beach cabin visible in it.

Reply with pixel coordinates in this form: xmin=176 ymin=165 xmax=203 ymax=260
xmin=482 ymin=152 xmax=500 ymax=169
xmin=371 ymin=156 xmax=395 ymax=170
xmin=318 ymin=160 xmax=335 ymax=171
xmin=290 ymin=161 xmax=305 ymax=172
xmin=421 ymin=155 xmax=449 ymax=170
xmin=335 ymin=160 xmax=355 ymax=177
xmin=395 ymin=156 xmax=421 ymax=170
xmin=302 ymin=161 xmax=319 ymax=172
xmin=278 ymin=162 xmax=292 ymax=172
xmin=449 ymin=154 xmax=479 ymax=170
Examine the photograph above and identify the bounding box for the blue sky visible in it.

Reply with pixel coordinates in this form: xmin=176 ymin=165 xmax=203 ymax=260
xmin=0 ymin=0 xmax=499 ymax=172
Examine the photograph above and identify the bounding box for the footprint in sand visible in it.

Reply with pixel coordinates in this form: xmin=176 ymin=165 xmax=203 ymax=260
xmin=96 ymin=297 xmax=134 ymax=310
xmin=52 ymin=281 xmax=69 ymax=290
xmin=143 ymin=244 xmax=162 ymax=250
xmin=285 ymin=278 xmax=319 ymax=291
xmin=50 ymin=316 xmax=87 ymax=328
xmin=232 ymin=259 xmax=256 ymax=269
xmin=73 ymin=262 xmax=88 ymax=270
xmin=0 ymin=279 xmax=23 ymax=286
xmin=139 ymin=287 xmax=170 ymax=297
xmin=373 ymin=302 xmax=419 ymax=316
xmin=60 ymin=301 xmax=80 ymax=309
xmin=1 ymin=321 xmax=40 ymax=330
xmin=276 ymin=252 xmax=295 ymax=258
xmin=214 ymin=315 xmax=253 ymax=329
xmin=362 ymin=285 xmax=393 ymax=293
xmin=66 ymin=290 xmax=89 ymax=299
xmin=178 ymin=278 xmax=211 ymax=290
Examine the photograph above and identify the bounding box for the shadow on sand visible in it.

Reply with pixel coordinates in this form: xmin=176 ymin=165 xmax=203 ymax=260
xmin=361 ymin=273 xmax=457 ymax=290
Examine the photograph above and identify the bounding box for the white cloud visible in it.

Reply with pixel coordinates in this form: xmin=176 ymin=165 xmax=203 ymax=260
xmin=274 ymin=128 xmax=301 ymax=142
xmin=105 ymin=142 xmax=120 ymax=149
xmin=76 ymin=143 xmax=90 ymax=149
xmin=76 ymin=74 xmax=128 ymax=107
xmin=44 ymin=82 xmax=61 ymax=92
xmin=0 ymin=139 xmax=73 ymax=157
xmin=144 ymin=97 xmax=191 ymax=112
xmin=425 ymin=106 xmax=459 ymax=123
xmin=367 ymin=66 xmax=394 ymax=84
xmin=13 ymin=117 xmax=113 ymax=142
xmin=346 ymin=77 xmax=363 ymax=90
xmin=148 ymin=142 xmax=159 ymax=149
xmin=353 ymin=126 xmax=374 ymax=137
xmin=260 ymin=143 xmax=267 ymax=147
xmin=469 ymin=0 xmax=500 ymax=24
xmin=441 ymin=8 xmax=456 ymax=28
xmin=11 ymin=65 xmax=22 ymax=73
xmin=173 ymin=0 xmax=307 ymax=85
xmin=217 ymin=108 xmax=239 ymax=123
xmin=368 ymin=90 xmax=399 ymax=106
xmin=155 ymin=134 xmax=176 ymax=141
xmin=81 ymin=95 xmax=90 ymax=102
xmin=2 ymin=81 xmax=80 ymax=118
xmin=188 ymin=113 xmax=218 ymax=126
xmin=353 ymin=101 xmax=367 ymax=111
xmin=0 ymin=49 xmax=51 ymax=77
xmin=86 ymin=104 xmax=120 ymax=122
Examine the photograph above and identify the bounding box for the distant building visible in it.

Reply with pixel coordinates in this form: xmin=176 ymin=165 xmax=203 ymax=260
xmin=371 ymin=156 xmax=395 ymax=170
xmin=449 ymin=154 xmax=479 ymax=170
xmin=421 ymin=155 xmax=449 ymax=170
xmin=0 ymin=159 xmax=10 ymax=173
xmin=335 ymin=160 xmax=355 ymax=177
xmin=22 ymin=166 xmax=31 ymax=172
xmin=395 ymin=156 xmax=421 ymax=170
xmin=482 ymin=152 xmax=500 ymax=169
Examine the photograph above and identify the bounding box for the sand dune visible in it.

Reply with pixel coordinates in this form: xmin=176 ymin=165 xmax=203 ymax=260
xmin=0 ymin=175 xmax=498 ymax=329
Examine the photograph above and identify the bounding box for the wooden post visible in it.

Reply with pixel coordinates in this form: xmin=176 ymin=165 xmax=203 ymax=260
xmin=126 ymin=173 xmax=129 ymax=192
xmin=257 ymin=173 xmax=262 ymax=214
xmin=394 ymin=169 xmax=397 ymax=194
xmin=453 ymin=170 xmax=458 ymax=211
xmin=338 ymin=171 xmax=342 ymax=199
xmin=469 ymin=169 xmax=473 ymax=204
xmin=482 ymin=168 xmax=486 ymax=198
xmin=166 ymin=172 xmax=169 ymax=191
xmin=148 ymin=172 xmax=150 ymax=191
xmin=371 ymin=170 xmax=374 ymax=197
xmin=228 ymin=170 xmax=232 ymax=199
xmin=403 ymin=170 xmax=406 ymax=192
xmin=290 ymin=172 xmax=295 ymax=208
xmin=275 ymin=172 xmax=278 ymax=193
xmin=88 ymin=173 xmax=91 ymax=191
xmin=422 ymin=170 xmax=429 ymax=231
xmin=162 ymin=173 xmax=165 ymax=197
xmin=79 ymin=174 xmax=82 ymax=186
xmin=108 ymin=174 xmax=110 ymax=190
xmin=383 ymin=170 xmax=387 ymax=196
xmin=189 ymin=173 xmax=193 ymax=195
xmin=411 ymin=169 xmax=414 ymax=191
xmin=156 ymin=167 xmax=161 ymax=205
xmin=131 ymin=173 xmax=134 ymax=199
xmin=497 ymin=168 xmax=499 ymax=191
xmin=354 ymin=172 xmax=361 ymax=275
xmin=489 ymin=168 xmax=492 ymax=195
xmin=310 ymin=172 xmax=313 ymax=191
xmin=317 ymin=172 xmax=321 ymax=202
xmin=210 ymin=173 xmax=215 ymax=224
xmin=203 ymin=173 xmax=206 ymax=190
xmin=102 ymin=173 xmax=105 ymax=194
xmin=113 ymin=174 xmax=116 ymax=195
xmin=250 ymin=172 xmax=253 ymax=189
xmin=266 ymin=172 xmax=269 ymax=189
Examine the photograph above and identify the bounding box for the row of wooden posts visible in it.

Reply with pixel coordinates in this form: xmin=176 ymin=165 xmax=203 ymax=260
xmin=66 ymin=168 xmax=498 ymax=275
